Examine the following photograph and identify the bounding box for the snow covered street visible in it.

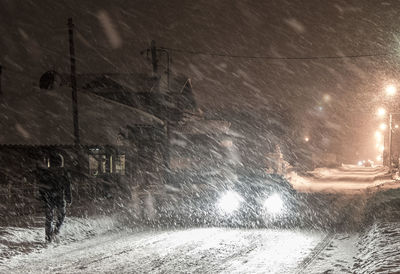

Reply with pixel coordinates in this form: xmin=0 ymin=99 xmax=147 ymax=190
xmin=1 ymin=165 xmax=396 ymax=273
xmin=290 ymin=165 xmax=393 ymax=193
xmin=4 ymin=1 xmax=400 ymax=272
xmin=0 ymin=227 xmax=359 ymax=273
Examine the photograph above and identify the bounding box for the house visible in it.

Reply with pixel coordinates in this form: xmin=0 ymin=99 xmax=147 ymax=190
xmin=0 ymin=85 xmax=166 ymax=216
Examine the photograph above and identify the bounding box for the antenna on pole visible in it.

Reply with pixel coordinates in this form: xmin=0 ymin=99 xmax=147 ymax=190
xmin=68 ymin=18 xmax=80 ymax=146
xmin=141 ymin=41 xmax=171 ymax=90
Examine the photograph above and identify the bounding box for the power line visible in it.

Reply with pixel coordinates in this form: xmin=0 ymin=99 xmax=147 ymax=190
xmin=74 ymin=27 xmax=119 ymax=69
xmin=161 ymin=47 xmax=396 ymax=60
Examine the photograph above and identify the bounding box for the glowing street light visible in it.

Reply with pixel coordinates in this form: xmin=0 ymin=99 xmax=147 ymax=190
xmin=375 ymin=131 xmax=382 ymax=141
xmin=385 ymin=84 xmax=397 ymax=96
xmin=323 ymin=94 xmax=331 ymax=102
xmin=377 ymin=107 xmax=386 ymax=117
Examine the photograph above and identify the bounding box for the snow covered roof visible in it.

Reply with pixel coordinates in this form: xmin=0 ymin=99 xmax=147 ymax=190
xmin=53 ymin=72 xmax=190 ymax=94
xmin=77 ymin=73 xmax=161 ymax=93
xmin=0 ymin=87 xmax=164 ymax=146
xmin=174 ymin=119 xmax=231 ymax=135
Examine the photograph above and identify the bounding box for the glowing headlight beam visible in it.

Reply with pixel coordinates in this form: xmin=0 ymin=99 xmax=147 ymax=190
xmin=263 ymin=193 xmax=284 ymax=215
xmin=217 ymin=191 xmax=243 ymax=214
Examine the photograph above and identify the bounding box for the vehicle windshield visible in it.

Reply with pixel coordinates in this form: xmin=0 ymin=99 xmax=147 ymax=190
xmin=1 ymin=1 xmax=399 ymax=273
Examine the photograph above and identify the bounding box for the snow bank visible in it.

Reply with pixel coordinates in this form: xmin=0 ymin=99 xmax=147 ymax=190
xmin=0 ymin=215 xmax=123 ymax=261
xmin=354 ymin=222 xmax=400 ymax=273
xmin=352 ymin=187 xmax=400 ymax=273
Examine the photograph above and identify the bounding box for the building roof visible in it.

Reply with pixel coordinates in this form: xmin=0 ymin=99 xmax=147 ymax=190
xmin=77 ymin=73 xmax=161 ymax=93
xmin=0 ymin=87 xmax=164 ymax=146
xmin=174 ymin=119 xmax=231 ymax=135
xmin=53 ymin=72 xmax=189 ymax=94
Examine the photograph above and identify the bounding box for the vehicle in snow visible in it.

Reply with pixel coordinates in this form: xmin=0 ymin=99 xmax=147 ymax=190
xmin=213 ymin=168 xmax=299 ymax=227
xmin=357 ymin=160 xmax=373 ymax=167
xmin=159 ymin=165 xmax=299 ymax=228
xmin=156 ymin=122 xmax=299 ymax=227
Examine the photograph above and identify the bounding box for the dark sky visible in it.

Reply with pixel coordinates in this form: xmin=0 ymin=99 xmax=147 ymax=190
xmin=2 ymin=0 xmax=400 ymax=161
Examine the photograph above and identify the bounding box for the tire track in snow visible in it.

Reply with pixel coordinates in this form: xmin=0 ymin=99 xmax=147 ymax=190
xmin=295 ymin=193 xmax=357 ymax=273
xmin=295 ymin=232 xmax=336 ymax=273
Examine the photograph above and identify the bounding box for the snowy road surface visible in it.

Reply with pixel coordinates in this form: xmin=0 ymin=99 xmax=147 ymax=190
xmin=289 ymin=165 xmax=393 ymax=193
xmin=0 ymin=165 xmax=394 ymax=273
xmin=0 ymin=228 xmax=358 ymax=273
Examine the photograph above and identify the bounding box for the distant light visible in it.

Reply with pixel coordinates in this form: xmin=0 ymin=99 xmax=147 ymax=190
xmin=304 ymin=137 xmax=309 ymax=142
xmin=379 ymin=123 xmax=387 ymax=131
xmin=375 ymin=131 xmax=382 ymax=142
xmin=323 ymin=94 xmax=331 ymax=102
xmin=357 ymin=161 xmax=363 ymax=166
xmin=377 ymin=107 xmax=386 ymax=117
xmin=221 ymin=139 xmax=233 ymax=148
xmin=396 ymin=125 xmax=399 ymax=129
xmin=385 ymin=84 xmax=397 ymax=96
xmin=318 ymin=106 xmax=323 ymax=111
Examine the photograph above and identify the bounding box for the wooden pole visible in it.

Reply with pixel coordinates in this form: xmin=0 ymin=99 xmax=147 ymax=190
xmin=68 ymin=18 xmax=80 ymax=146
xmin=0 ymin=65 xmax=2 ymax=97
xmin=150 ymin=40 xmax=158 ymax=75
xmin=389 ymin=113 xmax=393 ymax=171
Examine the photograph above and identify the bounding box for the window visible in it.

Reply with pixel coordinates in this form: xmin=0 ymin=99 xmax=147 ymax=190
xmin=89 ymin=153 xmax=125 ymax=176
xmin=115 ymin=155 xmax=126 ymax=175
xmin=89 ymin=155 xmax=100 ymax=176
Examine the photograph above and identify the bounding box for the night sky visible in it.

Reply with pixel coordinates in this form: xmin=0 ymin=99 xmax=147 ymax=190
xmin=2 ymin=0 xmax=400 ymax=162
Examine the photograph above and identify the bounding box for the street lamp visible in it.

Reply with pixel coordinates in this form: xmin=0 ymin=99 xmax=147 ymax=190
xmin=385 ymin=84 xmax=397 ymax=96
xmin=377 ymin=104 xmax=397 ymax=170
xmin=323 ymin=94 xmax=331 ymax=102
xmin=375 ymin=131 xmax=382 ymax=142
xmin=377 ymin=111 xmax=398 ymax=171
xmin=377 ymin=107 xmax=386 ymax=117
xmin=383 ymin=84 xmax=398 ymax=170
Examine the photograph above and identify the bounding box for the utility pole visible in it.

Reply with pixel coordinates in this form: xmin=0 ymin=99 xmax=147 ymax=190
xmin=0 ymin=65 xmax=2 ymax=98
xmin=68 ymin=18 xmax=80 ymax=146
xmin=150 ymin=40 xmax=158 ymax=75
xmin=389 ymin=113 xmax=393 ymax=171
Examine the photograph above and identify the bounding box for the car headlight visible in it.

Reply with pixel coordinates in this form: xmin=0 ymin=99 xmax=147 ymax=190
xmin=263 ymin=193 xmax=284 ymax=215
xmin=217 ymin=191 xmax=243 ymax=214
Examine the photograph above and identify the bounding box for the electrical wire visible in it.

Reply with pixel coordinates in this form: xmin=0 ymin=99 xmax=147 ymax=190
xmin=74 ymin=27 xmax=119 ymax=70
xmin=161 ymin=47 xmax=396 ymax=61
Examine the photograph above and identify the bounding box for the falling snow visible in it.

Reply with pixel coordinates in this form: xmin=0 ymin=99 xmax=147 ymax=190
xmin=2 ymin=1 xmax=400 ymax=273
